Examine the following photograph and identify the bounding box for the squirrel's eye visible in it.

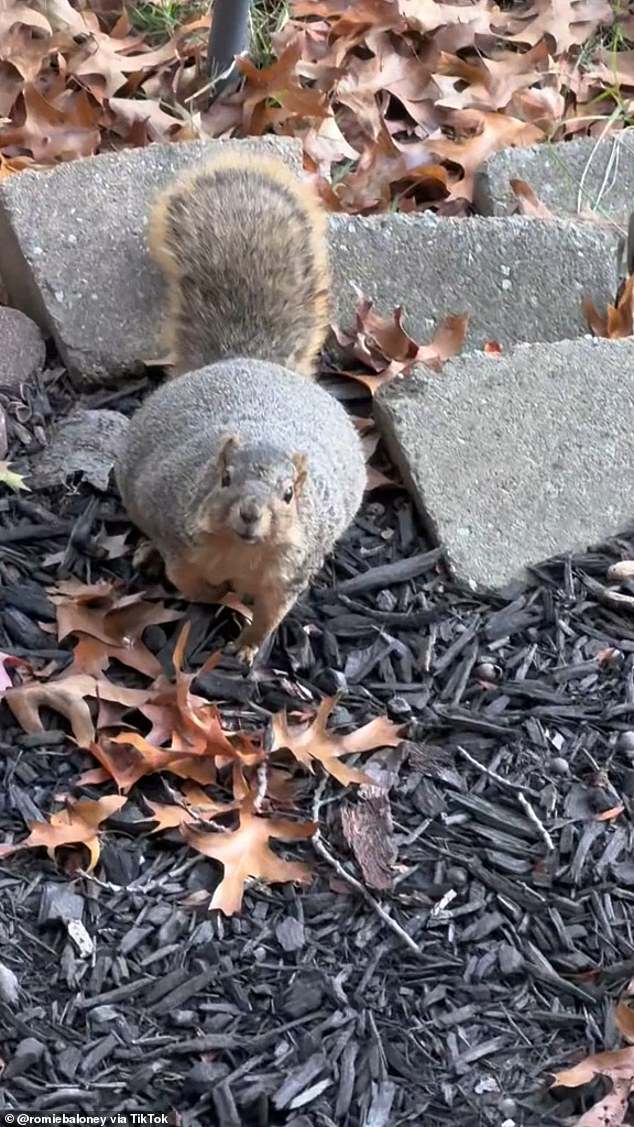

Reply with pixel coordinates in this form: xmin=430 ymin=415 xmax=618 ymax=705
xmin=283 ymin=486 xmax=294 ymax=504
xmin=221 ymin=470 xmax=231 ymax=488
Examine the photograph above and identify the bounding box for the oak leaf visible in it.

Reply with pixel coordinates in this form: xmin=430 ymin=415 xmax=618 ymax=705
xmin=552 ymin=1045 xmax=634 ymax=1127
xmin=584 ymin=275 xmax=634 ymax=340
xmin=182 ymin=803 xmax=314 ymax=915
xmin=270 ymin=698 xmax=403 ymax=785
xmin=3 ymin=674 xmax=150 ymax=748
xmin=427 ymin=109 xmax=544 ymax=200
xmin=0 ymin=794 xmax=126 ymax=871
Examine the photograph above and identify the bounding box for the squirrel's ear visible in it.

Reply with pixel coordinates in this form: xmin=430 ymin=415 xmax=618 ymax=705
xmin=217 ymin=434 xmax=240 ymax=471
xmin=292 ymin=453 xmax=308 ymax=493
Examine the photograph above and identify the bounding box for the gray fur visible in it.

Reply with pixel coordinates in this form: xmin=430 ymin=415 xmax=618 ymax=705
xmin=159 ymin=165 xmax=328 ymax=374
xmin=117 ymin=359 xmax=366 ymax=581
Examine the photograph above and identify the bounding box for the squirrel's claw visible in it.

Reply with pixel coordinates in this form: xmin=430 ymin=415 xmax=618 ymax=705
xmin=227 ymin=634 xmax=260 ymax=667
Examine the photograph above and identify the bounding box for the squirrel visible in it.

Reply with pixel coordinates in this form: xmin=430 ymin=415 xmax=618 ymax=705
xmin=116 ymin=152 xmax=367 ymax=664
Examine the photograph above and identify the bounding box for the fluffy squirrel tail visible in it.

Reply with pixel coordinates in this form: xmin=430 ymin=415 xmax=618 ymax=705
xmin=149 ymin=152 xmax=331 ymax=378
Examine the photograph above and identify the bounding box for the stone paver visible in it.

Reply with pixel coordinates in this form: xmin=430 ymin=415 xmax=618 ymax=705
xmin=0 ymin=138 xmax=302 ymax=384
xmin=375 ymin=337 xmax=634 ymax=590
xmin=0 ymin=307 xmax=45 ymax=388
xmin=329 ymin=214 xmax=622 ymax=352
xmin=0 ymin=143 xmax=623 ymax=382
xmin=474 ymin=134 xmax=634 ymax=229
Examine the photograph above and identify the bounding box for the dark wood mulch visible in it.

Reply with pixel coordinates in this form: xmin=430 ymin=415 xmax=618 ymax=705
xmin=1 ymin=361 xmax=633 ymax=1126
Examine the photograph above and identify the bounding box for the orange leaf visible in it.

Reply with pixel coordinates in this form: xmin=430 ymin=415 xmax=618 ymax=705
xmin=1 ymin=794 xmax=126 ymax=872
xmin=616 ymin=1001 xmax=634 ymax=1044
xmin=596 ymin=804 xmax=625 ymax=822
xmin=552 ymin=1046 xmax=634 ymax=1089
xmin=271 ymin=699 xmax=402 ymax=786
xmin=4 ymin=674 xmax=151 ymax=749
xmin=4 ymin=675 xmax=97 ymax=747
xmin=144 ymin=787 xmax=236 ymax=833
xmin=182 ymin=805 xmax=314 ymax=915
xmin=510 ymin=178 xmax=554 ymax=218
xmin=427 ymin=110 xmax=543 ymax=201
xmin=584 ymin=276 xmax=634 ymax=340
xmin=93 ymin=731 xmax=209 ymax=792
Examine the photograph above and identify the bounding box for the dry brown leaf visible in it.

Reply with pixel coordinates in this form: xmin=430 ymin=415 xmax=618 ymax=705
xmin=0 ymin=794 xmax=126 ymax=871
xmin=4 ymin=674 xmax=150 ymax=748
xmin=595 ymin=804 xmax=625 ymax=822
xmin=334 ymin=290 xmax=468 ymax=393
xmin=238 ymin=39 xmax=329 ymax=134
xmin=4 ymin=674 xmax=97 ymax=747
xmin=433 ymin=40 xmax=550 ymax=113
xmin=333 ymin=123 xmax=443 ymax=213
xmin=51 ymin=580 xmax=181 ymax=679
xmin=182 ymin=803 xmax=314 ymax=915
xmin=271 ymin=698 xmax=402 ymax=786
xmin=0 ymin=82 xmax=101 ymax=160
xmin=616 ymin=1001 xmax=634 ymax=1044
xmin=144 ymin=786 xmax=235 ymax=833
xmin=552 ymin=1043 xmax=634 ymax=1127
xmin=584 ymin=276 xmax=634 ymax=340
xmin=552 ymin=1045 xmax=634 ymax=1088
xmin=510 ymin=177 xmax=555 ymax=218
xmin=503 ymin=0 xmax=613 ymax=54
xmin=90 ymin=732 xmax=195 ymax=792
xmin=427 ymin=109 xmax=544 ymax=200
xmin=0 ymin=651 xmax=30 ymax=692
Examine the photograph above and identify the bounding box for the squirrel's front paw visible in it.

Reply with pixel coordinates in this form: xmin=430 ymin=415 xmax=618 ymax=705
xmin=227 ymin=631 xmax=261 ymax=667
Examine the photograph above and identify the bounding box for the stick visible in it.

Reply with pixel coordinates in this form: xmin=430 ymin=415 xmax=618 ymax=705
xmin=311 ymin=777 xmax=425 ymax=960
xmin=457 ymin=745 xmax=540 ymax=798
xmin=517 ymin=793 xmax=555 ymax=852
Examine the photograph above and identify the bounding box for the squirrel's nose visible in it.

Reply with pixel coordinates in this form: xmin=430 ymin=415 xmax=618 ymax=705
xmin=239 ymin=501 xmax=260 ymax=525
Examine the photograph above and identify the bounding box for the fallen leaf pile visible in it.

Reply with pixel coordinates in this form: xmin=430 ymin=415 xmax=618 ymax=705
xmin=1 ymin=0 xmax=630 ymax=213
xmin=0 ymin=585 xmax=403 ymax=914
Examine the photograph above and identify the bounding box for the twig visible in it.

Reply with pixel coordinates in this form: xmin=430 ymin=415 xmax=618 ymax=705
xmin=517 ymin=793 xmax=555 ymax=852
xmin=311 ymin=777 xmax=425 ymax=960
xmin=457 ymin=745 xmax=540 ymax=798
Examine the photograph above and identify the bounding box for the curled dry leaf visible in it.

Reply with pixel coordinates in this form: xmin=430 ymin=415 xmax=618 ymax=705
xmin=0 ymin=794 xmax=126 ymax=872
xmin=510 ymin=177 xmax=554 ymax=218
xmin=271 ymin=697 xmax=403 ymax=786
xmin=50 ymin=578 xmax=182 ymax=679
xmin=4 ymin=674 xmax=150 ymax=748
xmin=90 ymin=733 xmax=195 ymax=792
xmin=0 ymin=652 xmax=30 ymax=692
xmin=552 ymin=1042 xmax=634 ymax=1127
xmin=616 ymin=1001 xmax=634 ymax=1044
xmin=4 ymin=674 xmax=97 ymax=747
xmin=584 ymin=275 xmax=634 ymax=340
xmin=334 ymin=290 xmax=468 ymax=393
xmin=427 ymin=109 xmax=544 ymax=200
xmin=182 ymin=803 xmax=314 ymax=916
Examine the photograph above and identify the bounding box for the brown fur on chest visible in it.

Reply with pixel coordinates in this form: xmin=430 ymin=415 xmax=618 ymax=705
xmin=187 ymin=529 xmax=297 ymax=597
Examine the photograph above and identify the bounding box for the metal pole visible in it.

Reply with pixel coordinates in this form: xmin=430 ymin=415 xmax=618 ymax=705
xmin=207 ymin=0 xmax=251 ymax=96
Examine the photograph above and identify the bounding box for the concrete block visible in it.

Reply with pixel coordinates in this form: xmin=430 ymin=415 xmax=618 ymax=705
xmin=0 ymin=141 xmax=622 ymax=382
xmin=329 ymin=213 xmax=622 ymax=352
xmin=474 ymin=135 xmax=634 ymax=228
xmin=375 ymin=337 xmax=634 ymax=590
xmin=0 ymin=307 xmax=45 ymax=387
xmin=0 ymin=137 xmax=302 ymax=385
